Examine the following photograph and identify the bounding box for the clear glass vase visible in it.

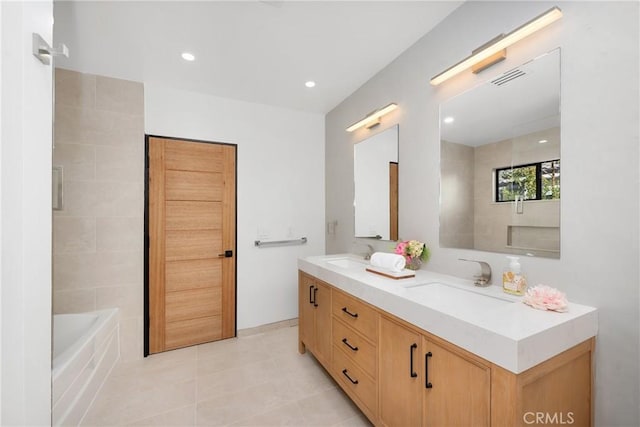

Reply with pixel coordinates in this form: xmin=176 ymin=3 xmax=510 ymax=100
xmin=406 ymin=257 xmax=422 ymax=270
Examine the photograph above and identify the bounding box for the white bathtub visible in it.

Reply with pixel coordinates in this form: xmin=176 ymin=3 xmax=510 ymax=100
xmin=52 ymin=308 xmax=120 ymax=426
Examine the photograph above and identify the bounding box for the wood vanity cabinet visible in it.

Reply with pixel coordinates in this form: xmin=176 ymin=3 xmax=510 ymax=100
xmin=331 ymin=289 xmax=379 ymax=421
xmin=298 ymin=272 xmax=331 ymax=366
xmin=298 ymin=271 xmax=594 ymax=427
xmin=378 ymin=315 xmax=423 ymax=427
xmin=422 ymin=335 xmax=490 ymax=427
xmin=378 ymin=315 xmax=490 ymax=427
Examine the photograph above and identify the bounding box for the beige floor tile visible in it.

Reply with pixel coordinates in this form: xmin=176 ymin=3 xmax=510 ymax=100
xmin=197 ymin=340 xmax=273 ymax=377
xmin=271 ymin=350 xmax=323 ymax=376
xmin=332 ymin=413 xmax=373 ymax=427
xmin=197 ymin=334 xmax=262 ymax=360
xmin=281 ymin=367 xmax=337 ymax=400
xmin=196 ymin=379 xmax=300 ymax=426
xmin=228 ymin=401 xmax=308 ymax=427
xmin=83 ymin=380 xmax=195 ymax=426
xmin=298 ymin=388 xmax=363 ymax=426
xmin=197 ymin=358 xmax=278 ymax=402
xmin=83 ymin=326 xmax=367 ymax=427
xmin=257 ymin=324 xmax=299 ymax=348
xmin=113 ymin=345 xmax=197 ymax=377
xmin=101 ymin=361 xmax=197 ymax=396
xmin=127 ymin=404 xmax=196 ymax=426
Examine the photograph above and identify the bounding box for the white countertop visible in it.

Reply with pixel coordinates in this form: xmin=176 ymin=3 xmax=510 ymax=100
xmin=298 ymin=254 xmax=598 ymax=374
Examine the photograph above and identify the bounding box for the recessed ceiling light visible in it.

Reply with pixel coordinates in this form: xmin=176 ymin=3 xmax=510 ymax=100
xmin=181 ymin=52 xmax=195 ymax=61
xmin=538 ymin=139 xmax=548 ymax=144
xmin=305 ymin=81 xmax=316 ymax=88
xmin=443 ymin=116 xmax=454 ymax=124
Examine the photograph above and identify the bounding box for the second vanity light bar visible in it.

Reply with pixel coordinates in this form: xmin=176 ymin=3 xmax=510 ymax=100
xmin=430 ymin=6 xmax=563 ymax=86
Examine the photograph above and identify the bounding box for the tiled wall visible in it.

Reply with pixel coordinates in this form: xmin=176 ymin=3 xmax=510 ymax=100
xmin=440 ymin=140 xmax=474 ymax=249
xmin=473 ymin=127 xmax=560 ymax=254
xmin=53 ymin=69 xmax=144 ymax=361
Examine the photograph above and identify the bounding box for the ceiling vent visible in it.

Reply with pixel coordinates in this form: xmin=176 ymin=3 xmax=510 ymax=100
xmin=491 ymin=69 xmax=526 ymax=86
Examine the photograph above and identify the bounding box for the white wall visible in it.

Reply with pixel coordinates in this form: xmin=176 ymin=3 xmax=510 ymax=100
xmin=0 ymin=1 xmax=53 ymax=424
xmin=326 ymin=2 xmax=639 ymax=425
xmin=145 ymin=85 xmax=325 ymax=329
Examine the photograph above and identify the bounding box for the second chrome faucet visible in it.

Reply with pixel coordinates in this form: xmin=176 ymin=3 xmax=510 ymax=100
xmin=459 ymin=258 xmax=492 ymax=287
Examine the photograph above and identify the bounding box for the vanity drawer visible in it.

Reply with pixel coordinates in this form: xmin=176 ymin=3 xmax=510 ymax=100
xmin=333 ymin=345 xmax=377 ymax=415
xmin=332 ymin=290 xmax=378 ymax=342
xmin=332 ymin=318 xmax=376 ymax=378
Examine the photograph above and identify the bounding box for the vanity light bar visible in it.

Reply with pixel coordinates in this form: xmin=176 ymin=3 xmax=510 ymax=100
xmin=430 ymin=6 xmax=562 ymax=86
xmin=346 ymin=103 xmax=398 ymax=132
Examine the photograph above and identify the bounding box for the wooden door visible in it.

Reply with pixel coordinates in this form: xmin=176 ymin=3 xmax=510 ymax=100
xmin=379 ymin=315 xmax=422 ymax=427
xmin=147 ymin=136 xmax=236 ymax=354
xmin=423 ymin=337 xmax=490 ymax=427
xmin=313 ymin=281 xmax=332 ymax=365
xmin=298 ymin=272 xmax=316 ymax=354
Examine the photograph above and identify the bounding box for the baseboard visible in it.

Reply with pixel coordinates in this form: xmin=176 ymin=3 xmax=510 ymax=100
xmin=237 ymin=318 xmax=298 ymax=337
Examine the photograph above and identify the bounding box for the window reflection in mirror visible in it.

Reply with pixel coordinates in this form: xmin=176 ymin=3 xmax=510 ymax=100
xmin=354 ymin=125 xmax=399 ymax=241
xmin=440 ymin=49 xmax=560 ymax=259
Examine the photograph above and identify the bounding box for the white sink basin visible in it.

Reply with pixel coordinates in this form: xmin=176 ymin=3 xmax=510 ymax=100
xmin=408 ymin=282 xmax=516 ymax=303
xmin=407 ymin=282 xmax=514 ymax=321
xmin=325 ymin=257 xmax=368 ymax=269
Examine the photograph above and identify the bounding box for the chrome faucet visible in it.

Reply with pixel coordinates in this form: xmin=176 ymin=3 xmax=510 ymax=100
xmin=363 ymin=244 xmax=374 ymax=260
xmin=353 ymin=242 xmax=375 ymax=260
xmin=459 ymin=258 xmax=492 ymax=287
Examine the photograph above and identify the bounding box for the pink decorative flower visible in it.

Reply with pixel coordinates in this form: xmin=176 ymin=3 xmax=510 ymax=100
xmin=523 ymin=285 xmax=569 ymax=312
xmin=393 ymin=239 xmax=430 ymax=270
xmin=394 ymin=241 xmax=407 ymax=255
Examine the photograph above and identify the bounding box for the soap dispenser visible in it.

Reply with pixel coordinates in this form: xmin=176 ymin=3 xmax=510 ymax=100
xmin=503 ymin=256 xmax=527 ymax=296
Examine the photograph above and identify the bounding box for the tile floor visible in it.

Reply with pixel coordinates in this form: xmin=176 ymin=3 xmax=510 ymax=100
xmin=81 ymin=325 xmax=372 ymax=426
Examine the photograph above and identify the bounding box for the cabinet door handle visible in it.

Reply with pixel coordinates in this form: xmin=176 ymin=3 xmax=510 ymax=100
xmin=342 ymin=338 xmax=359 ymax=352
xmin=341 ymin=307 xmax=358 ymax=318
xmin=410 ymin=343 xmax=418 ymax=378
xmin=309 ymin=285 xmax=315 ymax=304
xmin=313 ymin=287 xmax=318 ymax=307
xmin=342 ymin=369 xmax=359 ymax=385
xmin=425 ymin=351 xmax=433 ymax=388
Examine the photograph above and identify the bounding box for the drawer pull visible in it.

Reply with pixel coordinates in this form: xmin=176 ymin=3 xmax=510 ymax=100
xmin=410 ymin=343 xmax=418 ymax=378
xmin=341 ymin=307 xmax=358 ymax=318
xmin=313 ymin=287 xmax=318 ymax=307
xmin=341 ymin=338 xmax=359 ymax=352
xmin=342 ymin=369 xmax=359 ymax=385
xmin=309 ymin=285 xmax=314 ymax=304
xmin=425 ymin=351 xmax=433 ymax=388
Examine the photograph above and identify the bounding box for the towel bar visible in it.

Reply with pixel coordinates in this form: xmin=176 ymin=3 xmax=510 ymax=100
xmin=254 ymin=237 xmax=307 ymax=248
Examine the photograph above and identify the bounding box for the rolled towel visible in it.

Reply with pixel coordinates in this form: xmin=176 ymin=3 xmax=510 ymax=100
xmin=370 ymin=252 xmax=406 ymax=273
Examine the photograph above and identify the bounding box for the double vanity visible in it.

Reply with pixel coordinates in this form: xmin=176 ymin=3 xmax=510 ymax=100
xmin=298 ymin=254 xmax=597 ymax=426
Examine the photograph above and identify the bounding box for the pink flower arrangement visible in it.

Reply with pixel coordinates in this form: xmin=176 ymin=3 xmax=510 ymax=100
xmin=523 ymin=285 xmax=569 ymax=312
xmin=394 ymin=240 xmax=430 ymax=266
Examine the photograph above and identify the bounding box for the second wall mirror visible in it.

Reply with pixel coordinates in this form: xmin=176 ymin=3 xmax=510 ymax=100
xmin=440 ymin=49 xmax=561 ymax=259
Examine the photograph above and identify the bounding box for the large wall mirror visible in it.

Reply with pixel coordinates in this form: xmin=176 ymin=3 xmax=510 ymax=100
xmin=354 ymin=125 xmax=399 ymax=241
xmin=440 ymin=49 xmax=560 ymax=259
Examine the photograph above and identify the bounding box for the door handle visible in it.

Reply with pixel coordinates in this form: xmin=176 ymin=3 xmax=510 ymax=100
xmin=410 ymin=343 xmax=418 ymax=378
xmin=341 ymin=307 xmax=358 ymax=318
xmin=342 ymin=369 xmax=359 ymax=385
xmin=217 ymin=250 xmax=233 ymax=258
xmin=425 ymin=351 xmax=433 ymax=388
xmin=309 ymin=285 xmax=315 ymax=304
xmin=313 ymin=287 xmax=318 ymax=307
xmin=342 ymin=338 xmax=359 ymax=352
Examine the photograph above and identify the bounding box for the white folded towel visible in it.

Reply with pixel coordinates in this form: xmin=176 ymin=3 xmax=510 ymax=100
xmin=370 ymin=252 xmax=406 ymax=273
